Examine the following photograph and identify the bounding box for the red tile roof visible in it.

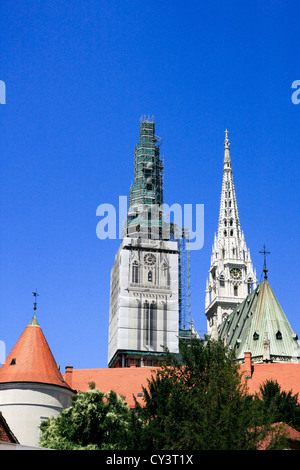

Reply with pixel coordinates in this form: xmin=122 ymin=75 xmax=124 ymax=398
xmin=63 ymin=366 xmax=158 ymax=408
xmin=64 ymin=354 xmax=300 ymax=409
xmin=257 ymin=422 xmax=300 ymax=450
xmin=0 ymin=317 xmax=72 ymax=390
xmin=240 ymin=357 xmax=300 ymax=399
xmin=0 ymin=412 xmax=19 ymax=444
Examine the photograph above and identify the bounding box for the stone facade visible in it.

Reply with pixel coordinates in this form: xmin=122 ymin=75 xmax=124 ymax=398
xmin=108 ymin=237 xmax=179 ymax=367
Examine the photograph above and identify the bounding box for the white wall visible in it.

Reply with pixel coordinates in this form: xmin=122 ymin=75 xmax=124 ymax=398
xmin=0 ymin=382 xmax=74 ymax=447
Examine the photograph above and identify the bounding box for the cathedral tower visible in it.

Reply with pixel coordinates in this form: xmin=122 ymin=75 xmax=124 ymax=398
xmin=205 ymin=131 xmax=257 ymax=337
xmin=108 ymin=118 xmax=179 ymax=368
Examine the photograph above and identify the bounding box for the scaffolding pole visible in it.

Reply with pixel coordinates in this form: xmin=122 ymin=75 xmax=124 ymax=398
xmin=171 ymin=225 xmax=191 ymax=331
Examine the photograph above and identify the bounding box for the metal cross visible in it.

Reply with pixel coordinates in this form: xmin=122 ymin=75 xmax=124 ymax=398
xmin=259 ymin=244 xmax=271 ymax=279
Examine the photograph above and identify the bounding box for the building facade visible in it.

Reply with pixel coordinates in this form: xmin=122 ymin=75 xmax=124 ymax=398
xmin=205 ymin=131 xmax=257 ymax=337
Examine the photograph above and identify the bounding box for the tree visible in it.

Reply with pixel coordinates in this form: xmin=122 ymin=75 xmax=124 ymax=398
xmin=39 ymin=388 xmax=137 ymax=450
xmin=257 ymin=379 xmax=300 ymax=431
xmin=133 ymin=338 xmax=284 ymax=450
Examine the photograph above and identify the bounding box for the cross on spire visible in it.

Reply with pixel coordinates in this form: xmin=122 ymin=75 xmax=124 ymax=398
xmin=259 ymin=244 xmax=271 ymax=280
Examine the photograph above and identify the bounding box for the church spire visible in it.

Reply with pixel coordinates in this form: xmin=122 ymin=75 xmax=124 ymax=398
xmin=123 ymin=117 xmax=164 ymax=239
xmin=205 ymin=131 xmax=257 ymax=336
xmin=218 ymin=129 xmax=241 ymax=241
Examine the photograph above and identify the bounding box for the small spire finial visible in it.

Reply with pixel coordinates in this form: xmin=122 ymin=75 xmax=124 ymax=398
xmin=259 ymin=245 xmax=271 ymax=280
xmin=224 ymin=129 xmax=230 ymax=148
xmin=223 ymin=129 xmax=231 ymax=165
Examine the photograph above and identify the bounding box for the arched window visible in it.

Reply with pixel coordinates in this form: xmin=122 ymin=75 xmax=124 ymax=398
xmin=132 ymin=261 xmax=139 ymax=283
xmin=144 ymin=301 xmax=156 ymax=347
xmin=234 ymin=285 xmax=238 ymax=296
xmin=149 ymin=302 xmax=156 ymax=346
xmin=144 ymin=301 xmax=149 ymax=344
xmin=148 ymin=270 xmax=153 ymax=282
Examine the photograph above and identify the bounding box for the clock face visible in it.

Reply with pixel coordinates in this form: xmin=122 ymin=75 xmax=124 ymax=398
xmin=144 ymin=253 xmax=156 ymax=265
xmin=230 ymin=268 xmax=242 ymax=279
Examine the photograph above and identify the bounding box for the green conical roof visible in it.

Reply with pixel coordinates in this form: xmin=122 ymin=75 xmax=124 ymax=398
xmin=218 ymin=280 xmax=300 ymax=363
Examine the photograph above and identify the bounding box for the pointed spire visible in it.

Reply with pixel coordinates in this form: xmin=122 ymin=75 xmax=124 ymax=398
xmin=218 ymin=130 xmax=240 ymax=239
xmin=206 ymin=131 xmax=257 ymax=336
xmin=124 ymin=118 xmax=164 ymax=239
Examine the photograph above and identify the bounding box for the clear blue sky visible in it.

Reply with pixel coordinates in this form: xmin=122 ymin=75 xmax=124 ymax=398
xmin=0 ymin=1 xmax=299 ymax=370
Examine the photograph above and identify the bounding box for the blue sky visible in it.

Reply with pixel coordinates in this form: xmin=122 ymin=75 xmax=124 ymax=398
xmin=0 ymin=1 xmax=299 ymax=370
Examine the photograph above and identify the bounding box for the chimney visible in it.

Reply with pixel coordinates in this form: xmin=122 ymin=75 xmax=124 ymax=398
xmin=64 ymin=366 xmax=73 ymax=388
xmin=244 ymin=352 xmax=252 ymax=379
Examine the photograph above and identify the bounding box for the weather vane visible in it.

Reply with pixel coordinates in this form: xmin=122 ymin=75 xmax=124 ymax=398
xmin=32 ymin=290 xmax=39 ymax=313
xmin=259 ymin=245 xmax=271 ymax=280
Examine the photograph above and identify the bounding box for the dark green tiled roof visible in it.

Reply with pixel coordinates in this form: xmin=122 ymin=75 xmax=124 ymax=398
xmin=218 ymin=280 xmax=300 ymax=363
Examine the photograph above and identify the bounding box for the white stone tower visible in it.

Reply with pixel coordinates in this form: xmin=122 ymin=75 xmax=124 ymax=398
xmin=108 ymin=118 xmax=179 ymax=368
xmin=205 ymin=130 xmax=257 ymax=337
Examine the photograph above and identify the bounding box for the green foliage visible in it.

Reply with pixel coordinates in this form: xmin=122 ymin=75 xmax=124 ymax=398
xmin=133 ymin=338 xmax=283 ymax=450
xmin=256 ymin=379 xmax=300 ymax=431
xmin=39 ymin=389 xmax=137 ymax=450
